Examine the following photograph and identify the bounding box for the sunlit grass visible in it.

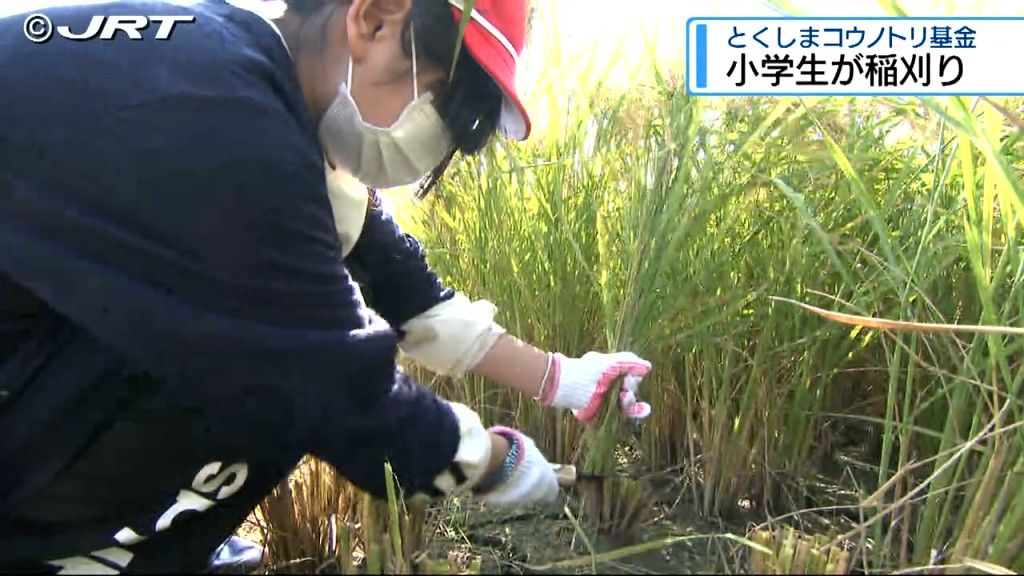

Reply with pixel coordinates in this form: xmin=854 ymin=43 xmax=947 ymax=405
xmin=395 ymin=82 xmax=1023 ymax=573
xmin=254 ymin=1 xmax=1022 ymax=573
xmin=261 ymin=90 xmax=1024 ymax=575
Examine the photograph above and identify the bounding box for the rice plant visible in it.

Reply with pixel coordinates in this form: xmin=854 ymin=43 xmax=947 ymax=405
xmin=254 ymin=458 xmax=477 ymax=574
xmin=398 ymin=83 xmax=1023 ymax=572
xmin=250 ymin=8 xmax=1023 ymax=569
xmin=750 ymin=526 xmax=853 ymax=575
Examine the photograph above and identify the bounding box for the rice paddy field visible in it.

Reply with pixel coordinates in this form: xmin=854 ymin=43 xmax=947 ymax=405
xmin=238 ymin=3 xmax=1023 ymax=575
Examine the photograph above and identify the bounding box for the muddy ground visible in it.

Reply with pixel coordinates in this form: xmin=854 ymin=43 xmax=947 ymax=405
xmin=412 ymin=451 xmax=869 ymax=575
xmin=430 ymin=498 xmax=744 ymax=575
xmin=244 ymin=472 xmax=755 ymax=575
xmin=245 ymin=445 xmax=869 ymax=575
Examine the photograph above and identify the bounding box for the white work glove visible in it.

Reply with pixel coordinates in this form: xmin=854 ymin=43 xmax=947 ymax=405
xmin=473 ymin=427 xmax=560 ymax=508
xmin=538 ymin=352 xmax=653 ymax=423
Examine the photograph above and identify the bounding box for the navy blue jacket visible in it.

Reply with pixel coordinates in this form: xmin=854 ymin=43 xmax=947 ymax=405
xmin=0 ymin=0 xmax=461 ymax=520
xmin=346 ymin=195 xmax=457 ymax=332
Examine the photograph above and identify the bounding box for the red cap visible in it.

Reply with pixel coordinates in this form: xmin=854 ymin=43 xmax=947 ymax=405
xmin=447 ymin=0 xmax=531 ymax=141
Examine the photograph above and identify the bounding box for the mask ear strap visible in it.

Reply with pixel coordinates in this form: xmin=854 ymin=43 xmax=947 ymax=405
xmin=347 ymin=55 xmax=354 ymax=90
xmin=411 ymin=22 xmax=419 ymax=100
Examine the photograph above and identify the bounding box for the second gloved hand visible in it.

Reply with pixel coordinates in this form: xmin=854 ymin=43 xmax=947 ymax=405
xmin=473 ymin=427 xmax=560 ymax=508
xmin=538 ymin=351 xmax=653 ymax=423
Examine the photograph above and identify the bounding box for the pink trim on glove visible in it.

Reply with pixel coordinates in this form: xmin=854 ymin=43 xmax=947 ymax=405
xmin=619 ymin=387 xmax=653 ymax=420
xmin=488 ymin=426 xmax=526 ymax=468
xmin=539 ymin=353 xmax=563 ymax=407
xmin=573 ymin=361 xmax=652 ymax=423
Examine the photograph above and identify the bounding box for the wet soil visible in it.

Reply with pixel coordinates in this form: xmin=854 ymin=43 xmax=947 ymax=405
xmin=412 ymin=474 xmax=759 ymax=575
xmin=245 ymin=445 xmax=870 ymax=575
xmin=411 ymin=453 xmax=869 ymax=575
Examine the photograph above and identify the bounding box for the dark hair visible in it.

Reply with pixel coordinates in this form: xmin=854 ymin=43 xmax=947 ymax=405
xmin=282 ymin=0 xmax=505 ymax=198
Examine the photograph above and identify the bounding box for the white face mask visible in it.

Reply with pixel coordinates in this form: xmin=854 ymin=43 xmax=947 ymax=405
xmin=318 ymin=26 xmax=453 ymax=189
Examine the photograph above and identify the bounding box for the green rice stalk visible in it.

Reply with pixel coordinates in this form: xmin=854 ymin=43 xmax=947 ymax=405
xmin=381 ymin=462 xmax=409 ymax=574
xmin=578 ymin=376 xmax=649 ymax=536
xmin=337 ymin=520 xmax=353 ymax=575
xmin=360 ymin=492 xmax=382 ymax=574
xmin=397 ymin=39 xmax=1023 ymax=572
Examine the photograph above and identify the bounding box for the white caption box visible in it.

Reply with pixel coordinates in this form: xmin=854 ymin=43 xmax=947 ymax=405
xmin=686 ymin=17 xmax=1024 ymax=96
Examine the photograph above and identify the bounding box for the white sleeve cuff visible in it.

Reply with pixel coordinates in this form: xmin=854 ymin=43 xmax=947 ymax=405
xmin=399 ymin=292 xmax=507 ymax=377
xmin=429 ymin=401 xmax=492 ymax=496
xmin=325 ymin=167 xmax=369 ymax=258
